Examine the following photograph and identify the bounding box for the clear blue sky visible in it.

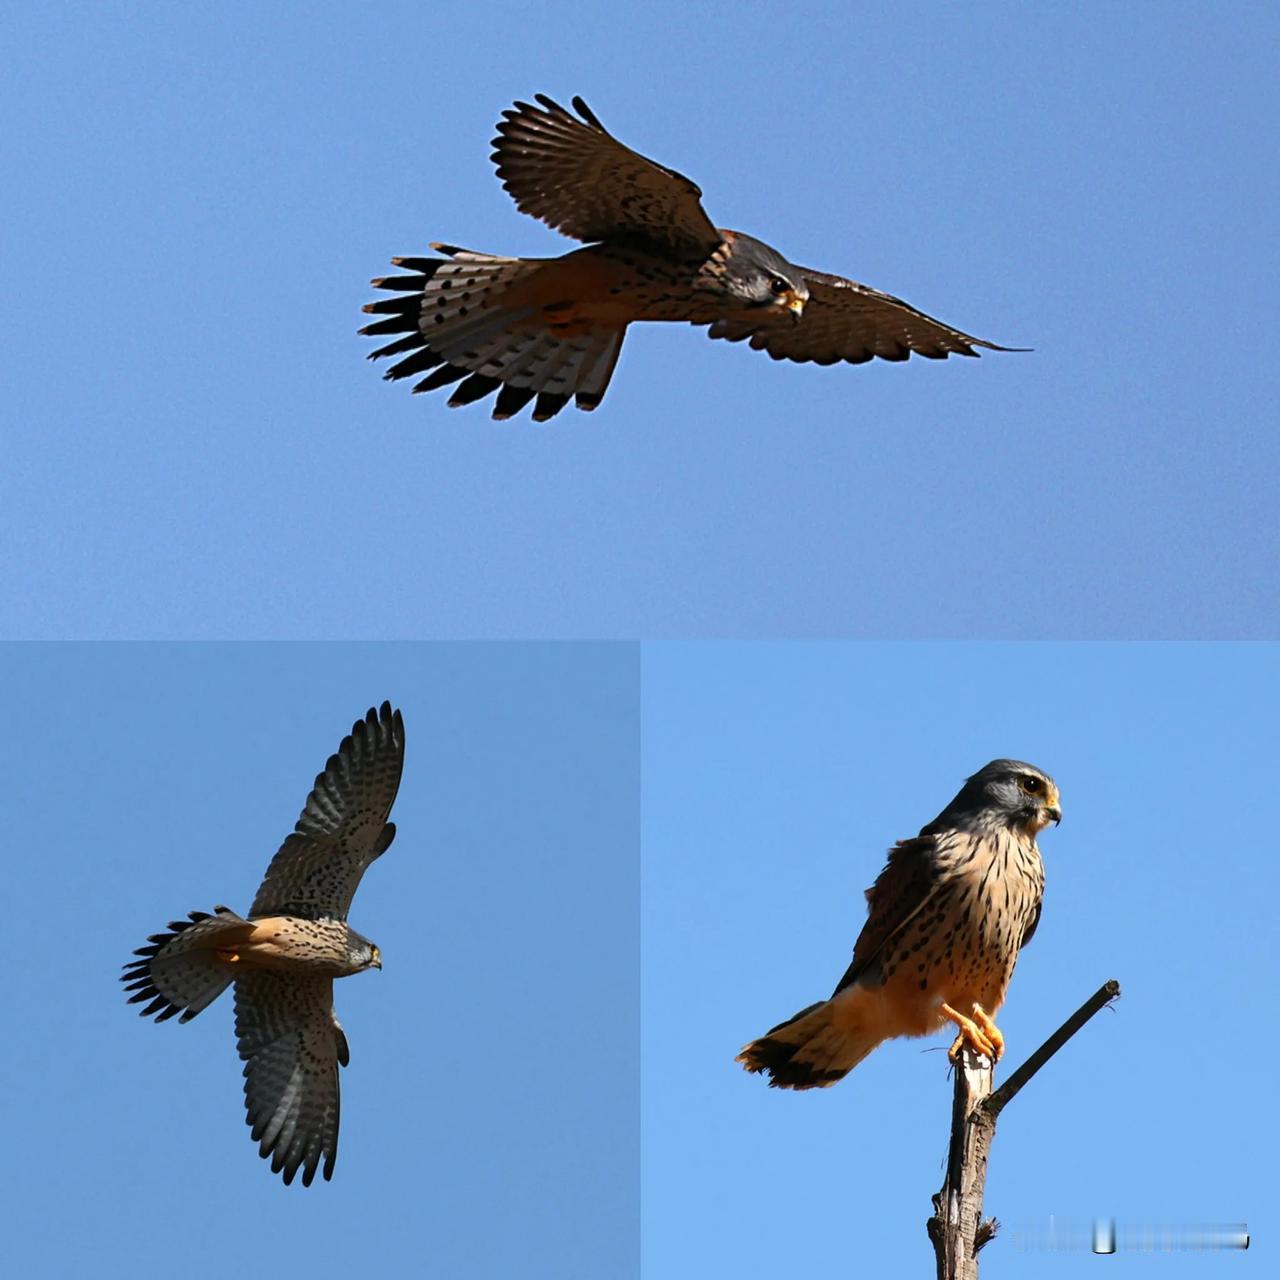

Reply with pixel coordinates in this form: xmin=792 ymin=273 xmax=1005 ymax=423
xmin=0 ymin=644 xmax=638 ymax=1278
xmin=4 ymin=2 xmax=1277 ymax=638
xmin=643 ymin=643 xmax=1275 ymax=1275
xmin=2 ymin=1 xmax=1277 ymax=1274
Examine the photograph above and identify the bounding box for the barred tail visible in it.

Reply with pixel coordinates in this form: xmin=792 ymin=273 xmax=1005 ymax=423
xmin=737 ymin=988 xmax=884 ymax=1089
xmin=361 ymin=244 xmax=626 ymax=421
xmin=121 ymin=906 xmax=250 ymax=1023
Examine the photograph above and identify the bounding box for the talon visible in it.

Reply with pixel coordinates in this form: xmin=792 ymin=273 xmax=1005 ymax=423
xmin=972 ymin=1003 xmax=1005 ymax=1062
xmin=217 ymin=949 xmax=240 ymax=964
xmin=941 ymin=1001 xmax=996 ymax=1062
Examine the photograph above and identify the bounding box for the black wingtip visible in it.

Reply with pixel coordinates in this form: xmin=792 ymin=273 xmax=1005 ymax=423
xmin=970 ymin=339 xmax=1033 ymax=355
xmin=570 ymin=95 xmax=603 ymax=128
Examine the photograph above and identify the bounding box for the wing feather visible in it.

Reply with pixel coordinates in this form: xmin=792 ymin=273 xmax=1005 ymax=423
xmin=234 ymin=973 xmax=344 ymax=1187
xmin=832 ymin=835 xmax=945 ymax=996
xmin=250 ymin=702 xmax=405 ymax=922
xmin=708 ymin=267 xmax=1027 ymax=365
xmin=491 ymin=95 xmax=720 ymax=257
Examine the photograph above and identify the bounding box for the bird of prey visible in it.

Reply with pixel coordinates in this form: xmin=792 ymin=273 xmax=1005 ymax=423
xmin=121 ymin=702 xmax=405 ymax=1186
xmin=737 ymin=760 xmax=1060 ymax=1089
xmin=360 ymin=94 xmax=1023 ymax=421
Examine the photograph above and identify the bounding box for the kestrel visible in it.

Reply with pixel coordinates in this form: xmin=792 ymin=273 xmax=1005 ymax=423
xmin=121 ymin=702 xmax=405 ymax=1185
xmin=737 ymin=759 xmax=1060 ymax=1089
xmin=360 ymin=94 xmax=1023 ymax=421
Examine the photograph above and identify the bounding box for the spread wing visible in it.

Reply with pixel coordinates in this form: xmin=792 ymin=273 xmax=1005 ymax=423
xmin=250 ymin=702 xmax=405 ymax=922
xmin=234 ymin=972 xmax=348 ymax=1187
xmin=491 ymin=95 xmax=721 ymax=258
xmin=708 ymin=267 xmax=1027 ymax=364
xmin=831 ymin=835 xmax=945 ymax=996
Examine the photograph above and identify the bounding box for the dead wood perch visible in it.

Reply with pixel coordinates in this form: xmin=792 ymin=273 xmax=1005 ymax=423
xmin=926 ymin=979 xmax=1121 ymax=1280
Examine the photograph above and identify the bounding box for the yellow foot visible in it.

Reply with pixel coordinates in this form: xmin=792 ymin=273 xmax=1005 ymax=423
xmin=216 ymin=949 xmax=240 ymax=964
xmin=941 ymin=1002 xmax=997 ymax=1063
xmin=971 ymin=1004 xmax=1005 ymax=1062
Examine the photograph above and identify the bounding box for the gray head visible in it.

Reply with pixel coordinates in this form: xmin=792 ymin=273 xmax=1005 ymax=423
xmin=346 ymin=929 xmax=382 ymax=971
xmin=716 ymin=231 xmax=809 ymax=320
xmin=921 ymin=759 xmax=1062 ymax=838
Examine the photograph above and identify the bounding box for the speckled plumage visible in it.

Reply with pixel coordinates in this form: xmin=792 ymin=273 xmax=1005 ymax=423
xmin=361 ymin=95 xmax=1023 ymax=420
xmin=121 ymin=702 xmax=404 ymax=1186
xmin=738 ymin=759 xmax=1060 ymax=1089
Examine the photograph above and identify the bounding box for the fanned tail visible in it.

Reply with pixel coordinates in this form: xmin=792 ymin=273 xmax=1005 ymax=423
xmin=360 ymin=245 xmax=626 ymax=421
xmin=121 ymin=906 xmax=249 ymax=1023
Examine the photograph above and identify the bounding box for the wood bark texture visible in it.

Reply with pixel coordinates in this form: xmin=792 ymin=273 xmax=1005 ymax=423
xmin=927 ymin=980 xmax=1121 ymax=1280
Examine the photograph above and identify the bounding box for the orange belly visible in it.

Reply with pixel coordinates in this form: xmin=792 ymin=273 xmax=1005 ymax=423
xmin=497 ymin=247 xmax=665 ymax=333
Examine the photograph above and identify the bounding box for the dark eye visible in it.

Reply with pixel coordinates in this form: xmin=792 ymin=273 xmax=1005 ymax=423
xmin=1019 ymin=775 xmax=1043 ymax=794
xmin=769 ymin=276 xmax=790 ymax=296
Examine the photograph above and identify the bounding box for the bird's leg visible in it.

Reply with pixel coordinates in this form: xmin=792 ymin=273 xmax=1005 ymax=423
xmin=216 ymin=949 xmax=241 ymax=964
xmin=971 ymin=1003 xmax=1005 ymax=1062
xmin=940 ymin=1002 xmax=996 ymax=1063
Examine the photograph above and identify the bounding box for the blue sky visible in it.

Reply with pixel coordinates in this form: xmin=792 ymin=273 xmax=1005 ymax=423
xmin=643 ymin=643 xmax=1275 ymax=1276
xmin=2 ymin=641 xmax=1274 ymax=1278
xmin=0 ymin=644 xmax=639 ymax=1279
xmin=4 ymin=1 xmax=1277 ymax=638
xmin=2 ymin=1 xmax=1277 ymax=1274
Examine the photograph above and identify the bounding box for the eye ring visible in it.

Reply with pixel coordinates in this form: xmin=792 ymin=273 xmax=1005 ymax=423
xmin=769 ymin=276 xmax=791 ymax=297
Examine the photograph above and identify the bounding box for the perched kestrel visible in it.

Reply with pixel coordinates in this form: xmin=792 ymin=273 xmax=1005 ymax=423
xmin=361 ymin=95 xmax=1023 ymax=421
xmin=737 ymin=760 xmax=1060 ymax=1089
xmin=121 ymin=702 xmax=404 ymax=1185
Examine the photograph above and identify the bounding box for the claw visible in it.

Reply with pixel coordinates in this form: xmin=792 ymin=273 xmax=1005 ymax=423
xmin=971 ymin=1003 xmax=1005 ymax=1062
xmin=941 ymin=1001 xmax=997 ymax=1062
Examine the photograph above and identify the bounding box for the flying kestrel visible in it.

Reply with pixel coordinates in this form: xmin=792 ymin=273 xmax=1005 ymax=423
xmin=737 ymin=760 xmax=1059 ymax=1088
xmin=121 ymin=702 xmax=405 ymax=1185
xmin=360 ymin=95 xmax=1023 ymax=421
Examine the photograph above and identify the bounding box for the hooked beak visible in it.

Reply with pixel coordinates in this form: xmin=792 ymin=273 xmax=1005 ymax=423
xmin=785 ymin=291 xmax=806 ymax=324
xmin=1045 ymin=806 xmax=1063 ymax=827
xmin=371 ymin=949 xmax=382 ymax=970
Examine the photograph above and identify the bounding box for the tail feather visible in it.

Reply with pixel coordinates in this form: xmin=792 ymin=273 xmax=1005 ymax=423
xmin=367 ymin=333 xmax=426 ymax=361
xmin=121 ymin=906 xmax=247 ymax=1023
xmin=361 ymin=246 xmax=628 ymax=420
xmin=737 ymin=990 xmax=884 ymax=1089
xmin=576 ymin=329 xmax=624 ymax=410
xmin=434 ymin=306 xmax=537 ymax=361
xmin=493 ymin=384 xmax=537 ymax=420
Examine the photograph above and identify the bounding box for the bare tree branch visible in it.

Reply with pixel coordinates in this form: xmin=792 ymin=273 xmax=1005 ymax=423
xmin=927 ymin=980 xmax=1121 ymax=1279
xmin=986 ymin=980 xmax=1121 ymax=1120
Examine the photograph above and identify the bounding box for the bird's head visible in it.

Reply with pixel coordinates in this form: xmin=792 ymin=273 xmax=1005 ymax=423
xmin=716 ymin=231 xmax=808 ymax=322
xmin=926 ymin=760 xmax=1062 ymax=838
xmin=347 ymin=932 xmax=382 ymax=972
